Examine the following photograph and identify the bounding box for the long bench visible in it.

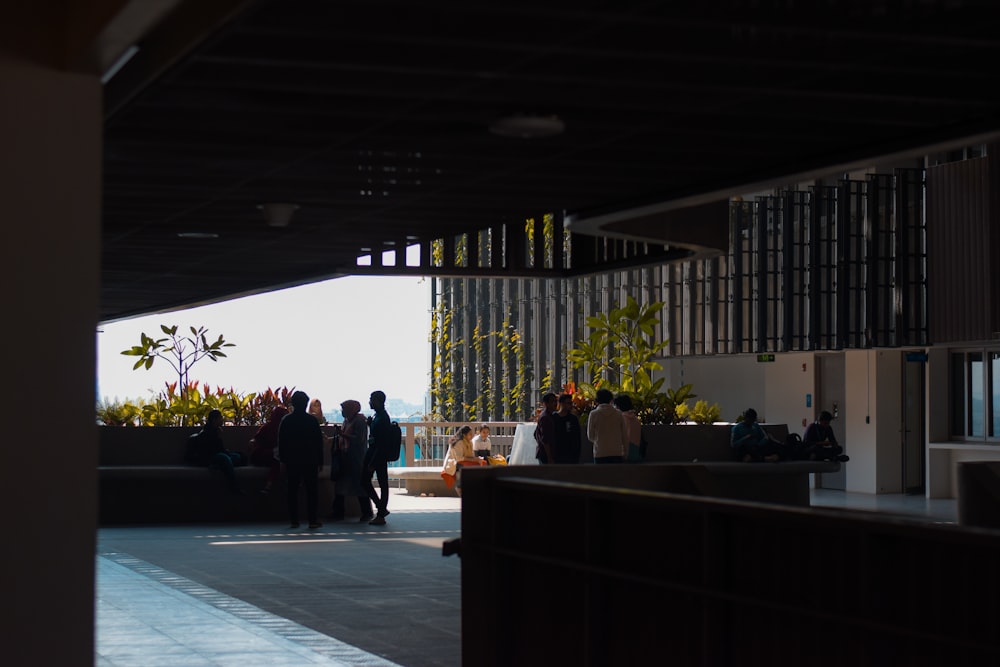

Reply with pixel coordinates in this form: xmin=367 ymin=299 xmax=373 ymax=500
xmin=98 ymin=425 xmax=340 ymax=524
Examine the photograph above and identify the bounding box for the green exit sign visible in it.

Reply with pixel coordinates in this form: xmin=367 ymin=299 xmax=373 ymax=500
xmin=757 ymin=354 xmax=776 ymax=362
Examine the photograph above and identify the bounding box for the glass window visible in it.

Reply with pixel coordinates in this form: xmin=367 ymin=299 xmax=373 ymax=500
xmin=971 ymin=352 xmax=984 ymax=437
xmin=950 ymin=349 xmax=1000 ymax=442
xmin=952 ymin=352 xmax=966 ymax=436
xmin=993 ymin=353 xmax=1000 ymax=438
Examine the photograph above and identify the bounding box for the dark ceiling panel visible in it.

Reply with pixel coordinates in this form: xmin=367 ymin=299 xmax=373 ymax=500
xmin=100 ymin=0 xmax=1000 ymax=321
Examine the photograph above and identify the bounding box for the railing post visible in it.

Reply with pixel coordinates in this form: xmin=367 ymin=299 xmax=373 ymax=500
xmin=405 ymin=423 xmax=416 ymax=466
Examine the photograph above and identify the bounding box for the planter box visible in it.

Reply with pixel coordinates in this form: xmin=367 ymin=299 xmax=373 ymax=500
xmin=99 ymin=425 xmax=259 ymax=465
xmin=642 ymin=423 xmax=789 ymax=463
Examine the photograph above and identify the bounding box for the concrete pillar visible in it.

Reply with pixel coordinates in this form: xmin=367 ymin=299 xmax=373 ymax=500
xmin=0 ymin=56 xmax=101 ymax=664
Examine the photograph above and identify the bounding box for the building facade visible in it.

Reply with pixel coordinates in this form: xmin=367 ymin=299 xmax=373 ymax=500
xmin=430 ymin=144 xmax=1000 ymax=498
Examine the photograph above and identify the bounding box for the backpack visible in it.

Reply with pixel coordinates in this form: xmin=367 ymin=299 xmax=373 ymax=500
xmin=386 ymin=421 xmax=402 ymax=462
xmin=784 ymin=432 xmax=806 ymax=460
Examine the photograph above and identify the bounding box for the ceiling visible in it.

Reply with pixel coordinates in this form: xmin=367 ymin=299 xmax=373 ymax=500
xmin=99 ymin=0 xmax=1000 ymax=322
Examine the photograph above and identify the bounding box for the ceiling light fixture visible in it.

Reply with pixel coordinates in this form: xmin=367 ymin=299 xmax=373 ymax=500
xmin=177 ymin=232 xmax=219 ymax=239
xmin=489 ymin=114 xmax=565 ymax=139
xmin=258 ymin=202 xmax=299 ymax=227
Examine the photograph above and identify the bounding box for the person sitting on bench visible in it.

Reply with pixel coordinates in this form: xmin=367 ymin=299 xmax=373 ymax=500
xmin=731 ymin=408 xmax=781 ymax=462
xmin=803 ymin=411 xmax=850 ymax=463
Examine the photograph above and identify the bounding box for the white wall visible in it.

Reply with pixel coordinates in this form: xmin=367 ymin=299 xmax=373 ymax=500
xmin=657 ymin=352 xmax=814 ymax=429
xmin=658 ymin=355 xmax=764 ymax=422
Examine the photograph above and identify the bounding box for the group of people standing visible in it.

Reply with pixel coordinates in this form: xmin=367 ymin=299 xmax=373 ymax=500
xmin=534 ymin=388 xmax=642 ymax=465
xmin=186 ymin=389 xmax=396 ymax=530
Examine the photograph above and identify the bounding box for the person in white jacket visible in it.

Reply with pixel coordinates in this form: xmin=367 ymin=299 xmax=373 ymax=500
xmin=586 ymin=388 xmax=629 ymax=464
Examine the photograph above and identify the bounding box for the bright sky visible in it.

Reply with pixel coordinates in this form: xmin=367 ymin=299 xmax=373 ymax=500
xmin=96 ymin=276 xmax=432 ymax=410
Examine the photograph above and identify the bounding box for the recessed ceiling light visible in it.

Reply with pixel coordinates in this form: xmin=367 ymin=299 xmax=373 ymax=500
xmin=177 ymin=232 xmax=219 ymax=239
xmin=257 ymin=202 xmax=299 ymax=227
xmin=489 ymin=114 xmax=565 ymax=138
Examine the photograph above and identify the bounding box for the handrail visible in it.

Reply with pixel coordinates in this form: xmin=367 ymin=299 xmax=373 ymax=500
xmin=395 ymin=421 xmax=526 ymax=467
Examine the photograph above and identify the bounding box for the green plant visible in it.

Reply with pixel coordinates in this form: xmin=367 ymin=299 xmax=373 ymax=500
xmin=688 ymin=399 xmax=722 ymax=425
xmin=567 ymin=296 xmax=668 ymax=399
xmin=120 ymin=324 xmax=235 ymax=424
xmin=96 ymin=384 xmax=294 ymax=427
xmin=567 ymin=296 xmax=675 ymax=422
xmin=96 ymin=398 xmax=143 ymax=426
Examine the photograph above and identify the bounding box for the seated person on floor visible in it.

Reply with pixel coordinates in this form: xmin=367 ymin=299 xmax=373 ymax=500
xmin=730 ymin=408 xmax=781 ymax=463
xmin=803 ymin=410 xmax=850 ymax=462
xmin=471 ymin=424 xmax=492 ymax=459
xmin=441 ymin=425 xmax=485 ymax=495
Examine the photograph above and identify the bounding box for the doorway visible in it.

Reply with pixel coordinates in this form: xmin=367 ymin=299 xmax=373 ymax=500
xmin=816 ymin=354 xmax=846 ymax=490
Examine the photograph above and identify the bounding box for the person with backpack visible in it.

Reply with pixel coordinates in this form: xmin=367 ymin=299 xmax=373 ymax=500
xmin=363 ymin=390 xmax=393 ymax=525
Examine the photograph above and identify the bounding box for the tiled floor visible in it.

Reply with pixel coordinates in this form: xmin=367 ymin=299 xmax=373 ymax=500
xmin=811 ymin=487 xmax=958 ymax=523
xmin=96 ymin=555 xmax=394 ymax=667
xmin=95 ymin=487 xmax=959 ymax=666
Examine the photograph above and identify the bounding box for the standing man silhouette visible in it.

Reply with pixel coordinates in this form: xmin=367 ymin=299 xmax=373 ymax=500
xmin=363 ymin=390 xmax=392 ymax=525
xmin=278 ymin=390 xmax=325 ymax=529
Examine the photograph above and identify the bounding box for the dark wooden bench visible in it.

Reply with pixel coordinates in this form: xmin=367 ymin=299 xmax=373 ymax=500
xmin=98 ymin=425 xmax=339 ymax=524
xmin=641 ymin=422 xmax=793 ymax=463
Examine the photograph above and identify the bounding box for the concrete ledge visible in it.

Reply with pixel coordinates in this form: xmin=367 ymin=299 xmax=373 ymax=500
xmin=460 ymin=461 xmax=835 ymax=506
xmin=389 ymin=466 xmax=457 ymax=497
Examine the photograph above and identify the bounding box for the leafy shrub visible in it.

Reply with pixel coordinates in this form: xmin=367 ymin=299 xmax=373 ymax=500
xmin=96 ymin=384 xmax=296 ymax=426
xmin=688 ymin=399 xmax=722 ymax=425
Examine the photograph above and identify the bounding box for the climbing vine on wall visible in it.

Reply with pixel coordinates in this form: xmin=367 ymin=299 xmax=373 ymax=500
xmin=429 ymin=299 xmax=462 ymax=420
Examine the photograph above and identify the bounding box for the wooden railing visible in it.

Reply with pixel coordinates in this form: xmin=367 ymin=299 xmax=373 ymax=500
xmin=459 ymin=472 xmax=1000 ymax=665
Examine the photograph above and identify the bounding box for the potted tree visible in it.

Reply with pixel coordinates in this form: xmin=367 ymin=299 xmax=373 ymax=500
xmin=565 ymin=298 xmax=730 ymax=462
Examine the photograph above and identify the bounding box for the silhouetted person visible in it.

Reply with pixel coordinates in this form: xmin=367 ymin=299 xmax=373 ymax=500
xmin=278 ymin=390 xmax=324 ymax=529
xmin=185 ymin=409 xmax=245 ymax=493
xmin=534 ymin=393 xmax=558 ymax=463
xmin=553 ymin=393 xmax=582 ymax=463
xmin=329 ymin=399 xmax=373 ymax=522
xmin=363 ymin=390 xmax=392 ymax=525
xmin=731 ymin=408 xmax=780 ymax=462
xmin=249 ymin=405 xmax=287 ymax=494
xmin=614 ymin=394 xmax=643 ymax=463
